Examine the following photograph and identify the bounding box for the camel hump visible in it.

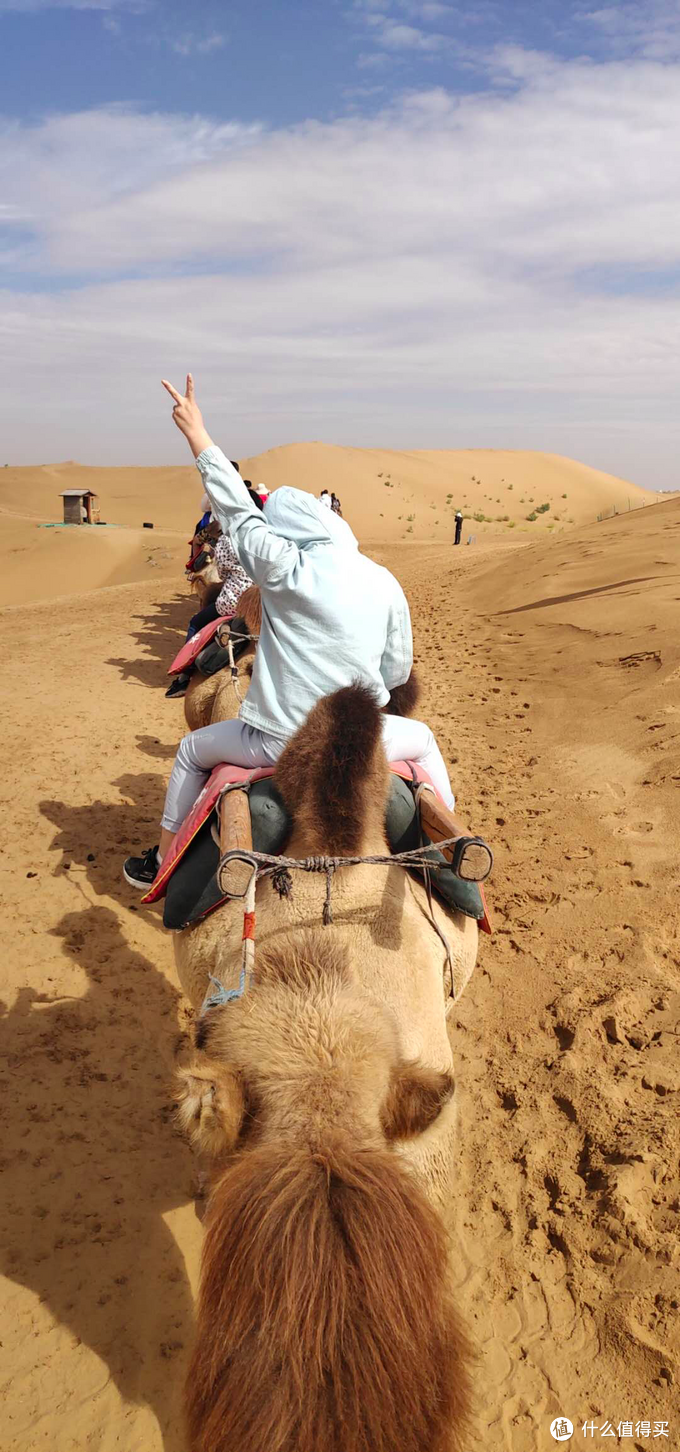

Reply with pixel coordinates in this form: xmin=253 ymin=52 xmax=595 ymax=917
xmin=274 ymin=682 xmax=389 ymax=856
xmin=234 ymin=584 xmax=261 ymax=635
xmin=387 ymin=667 xmax=421 ymax=717
xmin=187 ymin=1139 xmax=472 ymax=1452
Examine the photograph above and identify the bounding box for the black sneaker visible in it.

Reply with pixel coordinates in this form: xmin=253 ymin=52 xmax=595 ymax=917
xmin=123 ymin=846 xmax=161 ymax=890
xmin=166 ymin=672 xmax=190 ymax=699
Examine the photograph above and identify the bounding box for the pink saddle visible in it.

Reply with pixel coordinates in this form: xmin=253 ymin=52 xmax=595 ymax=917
xmin=143 ymin=760 xmax=438 ymax=906
xmin=142 ymin=760 xmax=491 ymax=933
xmin=168 ymin=614 xmax=232 ymax=677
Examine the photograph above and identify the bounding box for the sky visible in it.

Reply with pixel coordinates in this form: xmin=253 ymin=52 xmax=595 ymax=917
xmin=1 ymin=0 xmax=680 ymax=487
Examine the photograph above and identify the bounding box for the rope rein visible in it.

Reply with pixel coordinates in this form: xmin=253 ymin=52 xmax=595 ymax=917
xmin=216 ymin=624 xmax=259 ymax=707
xmin=200 ymin=829 xmax=460 ymax=1016
xmin=217 ymin=838 xmax=465 ymax=914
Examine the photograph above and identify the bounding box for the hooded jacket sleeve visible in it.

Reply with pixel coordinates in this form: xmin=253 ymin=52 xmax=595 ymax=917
xmin=196 ymin=446 xmax=299 ymax=588
xmin=379 ymin=580 xmax=413 ymax=690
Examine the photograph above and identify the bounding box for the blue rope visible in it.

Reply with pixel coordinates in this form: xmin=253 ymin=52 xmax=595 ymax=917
xmin=200 ymin=965 xmax=247 ymax=1016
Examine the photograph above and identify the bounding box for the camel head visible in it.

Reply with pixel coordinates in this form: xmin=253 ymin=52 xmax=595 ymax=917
xmin=188 ymin=544 xmax=222 ymax=605
xmin=177 ymin=931 xmax=454 ymax=1165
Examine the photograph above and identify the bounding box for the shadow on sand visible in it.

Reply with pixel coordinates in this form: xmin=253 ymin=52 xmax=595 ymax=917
xmin=0 ymin=903 xmax=195 ymax=1452
xmin=497 ymin=575 xmax=659 ymax=616
xmin=107 ymin=594 xmax=190 ymax=689
xmin=40 ymin=772 xmax=170 ymax=918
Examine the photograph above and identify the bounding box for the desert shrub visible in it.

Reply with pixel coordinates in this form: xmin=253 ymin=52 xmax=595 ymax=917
xmin=406 ymin=513 xmax=415 ymax=522
xmin=473 ymin=511 xmax=487 ymax=523
xmin=526 ymin=511 xmax=537 ymax=521
xmin=536 ymin=502 xmax=551 ymax=514
xmin=507 ymin=520 xmax=516 ymax=528
xmin=562 ymin=492 xmax=567 ymax=498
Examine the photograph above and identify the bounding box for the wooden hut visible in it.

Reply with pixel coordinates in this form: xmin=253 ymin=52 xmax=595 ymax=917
xmin=60 ymin=489 xmax=99 ymax=525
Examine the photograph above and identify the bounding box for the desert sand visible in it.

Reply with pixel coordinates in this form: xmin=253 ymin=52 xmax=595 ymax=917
xmin=0 ymin=449 xmax=678 ymax=1450
xmin=0 ymin=446 xmax=659 ymax=608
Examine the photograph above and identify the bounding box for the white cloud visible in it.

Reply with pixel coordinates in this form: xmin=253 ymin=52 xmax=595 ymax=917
xmin=170 ymin=30 xmax=226 ymax=57
xmin=583 ymin=1 xmax=680 ymax=60
xmin=351 ymin=0 xmax=450 ymax=57
xmin=378 ymin=20 xmax=446 ymax=50
xmin=2 ymin=51 xmax=680 ymax=486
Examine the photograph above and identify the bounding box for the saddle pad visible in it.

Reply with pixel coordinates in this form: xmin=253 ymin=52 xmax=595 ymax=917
xmin=142 ymin=763 xmax=276 ymax=904
xmin=163 ymin=777 xmax=290 ymax=929
xmin=162 ymin=775 xmax=491 ymax=933
xmin=143 ymin=758 xmax=440 ymax=908
xmin=168 ymin=614 xmax=232 ymax=676
xmin=145 ymin=758 xmax=491 ymax=935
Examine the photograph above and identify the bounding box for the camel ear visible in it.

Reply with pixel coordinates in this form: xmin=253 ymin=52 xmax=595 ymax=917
xmin=175 ymin=1061 xmax=245 ymax=1158
xmin=381 ymin=1063 xmax=455 ymax=1141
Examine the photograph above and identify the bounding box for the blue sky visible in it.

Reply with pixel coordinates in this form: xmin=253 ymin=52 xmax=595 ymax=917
xmin=2 ymin=0 xmax=680 ymax=485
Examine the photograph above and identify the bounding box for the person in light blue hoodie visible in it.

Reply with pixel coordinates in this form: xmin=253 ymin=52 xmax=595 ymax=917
xmin=123 ymin=375 xmax=457 ymax=889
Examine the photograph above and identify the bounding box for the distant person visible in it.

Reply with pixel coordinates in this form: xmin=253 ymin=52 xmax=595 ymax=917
xmin=454 ymin=510 xmax=463 ymax=546
xmin=255 ymin=483 xmax=270 ymax=505
xmin=319 ymin=489 xmax=331 ymax=509
xmin=331 ymin=493 xmax=342 ymax=516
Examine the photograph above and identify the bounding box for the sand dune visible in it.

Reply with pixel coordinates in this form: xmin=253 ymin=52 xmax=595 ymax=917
xmin=0 ymin=446 xmax=659 ymax=607
xmin=0 ymin=466 xmax=678 ymax=1449
xmin=242 ymin=442 xmax=657 ymax=542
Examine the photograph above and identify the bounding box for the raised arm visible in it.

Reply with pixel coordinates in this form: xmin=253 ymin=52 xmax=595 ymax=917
xmin=162 ymin=375 xmax=298 ymax=589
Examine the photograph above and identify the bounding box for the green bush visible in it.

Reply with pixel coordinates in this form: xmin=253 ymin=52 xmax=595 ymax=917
xmin=472 ymin=512 xmax=487 ymax=523
xmin=507 ymin=520 xmax=516 ymax=528
xmin=536 ymin=502 xmax=551 ymax=514
xmin=526 ymin=511 xmax=538 ymax=521
xmin=562 ymin=492 xmax=567 ymax=498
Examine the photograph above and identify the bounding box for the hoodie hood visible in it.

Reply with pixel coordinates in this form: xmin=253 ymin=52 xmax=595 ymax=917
xmin=263 ymin=486 xmax=358 ymax=551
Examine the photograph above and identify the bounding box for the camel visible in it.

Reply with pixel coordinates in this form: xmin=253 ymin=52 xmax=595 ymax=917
xmin=187 ymin=538 xmax=222 ymax=611
xmin=175 ymin=682 xmax=478 ymax=1452
xmin=183 ymin=585 xmax=261 ymax=731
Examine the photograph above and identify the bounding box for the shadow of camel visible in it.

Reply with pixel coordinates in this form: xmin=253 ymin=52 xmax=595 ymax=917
xmin=107 ymin=594 xmax=190 ymax=690
xmin=40 ymin=772 xmax=170 ymax=915
xmin=0 ymin=905 xmax=196 ymax=1452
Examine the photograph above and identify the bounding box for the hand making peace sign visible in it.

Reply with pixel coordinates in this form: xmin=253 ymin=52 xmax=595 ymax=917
xmin=161 ymin=373 xmax=212 ymax=458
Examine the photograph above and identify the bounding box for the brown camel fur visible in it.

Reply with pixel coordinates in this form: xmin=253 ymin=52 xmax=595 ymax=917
xmin=183 ymin=585 xmax=260 ymax=731
xmin=387 ymin=668 xmax=421 ymax=717
xmin=174 ymin=684 xmax=477 ymax=1452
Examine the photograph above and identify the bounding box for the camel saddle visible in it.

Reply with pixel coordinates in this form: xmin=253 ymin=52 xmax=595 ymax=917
xmin=168 ymin=614 xmax=253 ymax=680
xmin=142 ymin=762 xmax=491 ymax=935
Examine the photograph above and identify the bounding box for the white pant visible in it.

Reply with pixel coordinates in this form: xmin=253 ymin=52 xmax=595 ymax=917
xmin=160 ymin=714 xmax=455 ymax=833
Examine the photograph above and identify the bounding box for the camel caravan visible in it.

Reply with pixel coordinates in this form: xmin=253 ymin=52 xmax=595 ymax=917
xmin=126 ymin=376 xmax=493 ymax=1452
